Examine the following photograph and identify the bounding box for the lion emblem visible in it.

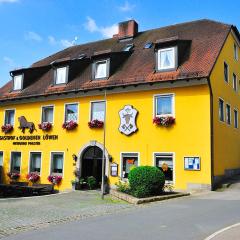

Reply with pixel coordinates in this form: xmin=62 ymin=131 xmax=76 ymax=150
xmin=18 ymin=116 xmax=36 ymax=134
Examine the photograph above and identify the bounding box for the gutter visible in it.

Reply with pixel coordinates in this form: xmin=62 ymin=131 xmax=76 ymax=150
xmin=207 ymin=77 xmax=214 ymax=190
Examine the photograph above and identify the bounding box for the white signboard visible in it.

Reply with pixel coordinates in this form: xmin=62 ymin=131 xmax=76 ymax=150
xmin=119 ymin=105 xmax=138 ymax=136
xmin=184 ymin=157 xmax=201 ymax=171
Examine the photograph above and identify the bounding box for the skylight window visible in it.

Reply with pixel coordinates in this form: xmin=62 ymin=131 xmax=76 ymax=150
xmin=55 ymin=66 xmax=68 ymax=85
xmin=144 ymin=42 xmax=153 ymax=49
xmin=157 ymin=47 xmax=177 ymax=71
xmin=123 ymin=44 xmax=134 ymax=52
xmin=13 ymin=74 xmax=23 ymax=91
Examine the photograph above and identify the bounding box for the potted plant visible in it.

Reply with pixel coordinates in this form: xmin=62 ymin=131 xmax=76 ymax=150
xmin=1 ymin=124 xmax=13 ymax=134
xmin=62 ymin=121 xmax=78 ymax=130
xmin=153 ymin=116 xmax=175 ymax=127
xmin=26 ymin=172 xmax=40 ymax=183
xmin=71 ymin=179 xmax=77 ymax=190
xmin=7 ymin=172 xmax=20 ymax=181
xmin=47 ymin=175 xmax=62 ymax=185
xmin=88 ymin=119 xmax=104 ymax=129
xmin=87 ymin=176 xmax=97 ymax=190
xmin=38 ymin=122 xmax=52 ymax=131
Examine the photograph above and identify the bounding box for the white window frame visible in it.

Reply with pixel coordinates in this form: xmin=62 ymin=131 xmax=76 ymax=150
xmin=89 ymin=100 xmax=106 ymax=122
xmin=54 ymin=66 xmax=69 ymax=85
xmin=153 ymin=93 xmax=175 ymax=118
xmin=41 ymin=105 xmax=54 ymax=124
xmin=226 ymin=103 xmax=231 ymax=125
xmin=224 ymin=61 xmax=229 ymax=83
xmin=49 ymin=151 xmax=65 ymax=177
xmin=233 ymin=73 xmax=237 ymax=92
xmin=234 ymin=108 xmax=238 ymax=129
xmin=234 ymin=43 xmax=238 ymax=61
xmin=219 ymin=98 xmax=225 ymax=122
xmin=93 ymin=59 xmax=110 ymax=80
xmin=0 ymin=151 xmax=4 ymax=167
xmin=4 ymin=109 xmax=15 ymax=126
xmin=10 ymin=151 xmax=22 ymax=174
xmin=28 ymin=151 xmax=42 ymax=175
xmin=153 ymin=152 xmax=175 ymax=184
xmin=13 ymin=74 xmax=23 ymax=91
xmin=157 ymin=47 xmax=177 ymax=71
xmin=64 ymin=102 xmax=79 ymax=123
xmin=120 ymin=152 xmax=140 ymax=179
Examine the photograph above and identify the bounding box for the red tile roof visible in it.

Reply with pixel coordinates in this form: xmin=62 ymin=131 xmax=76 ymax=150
xmin=0 ymin=19 xmax=233 ymax=102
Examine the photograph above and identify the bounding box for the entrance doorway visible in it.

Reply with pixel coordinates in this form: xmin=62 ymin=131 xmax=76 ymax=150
xmin=81 ymin=146 xmax=103 ymax=183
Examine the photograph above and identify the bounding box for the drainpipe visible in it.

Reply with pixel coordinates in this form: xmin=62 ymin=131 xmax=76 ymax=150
xmin=207 ymin=77 xmax=214 ymax=190
xmin=101 ymin=89 xmax=107 ymax=199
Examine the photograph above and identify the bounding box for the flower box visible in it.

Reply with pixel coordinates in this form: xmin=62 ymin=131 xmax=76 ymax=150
xmin=47 ymin=175 xmax=62 ymax=185
xmin=7 ymin=172 xmax=20 ymax=180
xmin=88 ymin=119 xmax=104 ymax=129
xmin=1 ymin=124 xmax=13 ymax=134
xmin=153 ymin=116 xmax=175 ymax=127
xmin=62 ymin=121 xmax=78 ymax=130
xmin=26 ymin=172 xmax=40 ymax=183
xmin=38 ymin=122 xmax=52 ymax=131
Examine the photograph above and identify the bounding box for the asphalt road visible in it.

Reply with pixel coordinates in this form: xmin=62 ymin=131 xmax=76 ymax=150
xmin=3 ymin=183 xmax=240 ymax=240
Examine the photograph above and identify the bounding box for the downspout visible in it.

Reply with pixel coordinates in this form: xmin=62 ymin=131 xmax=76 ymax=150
xmin=207 ymin=77 xmax=214 ymax=190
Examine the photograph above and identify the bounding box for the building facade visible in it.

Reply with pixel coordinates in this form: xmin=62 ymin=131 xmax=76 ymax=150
xmin=0 ymin=19 xmax=239 ymax=191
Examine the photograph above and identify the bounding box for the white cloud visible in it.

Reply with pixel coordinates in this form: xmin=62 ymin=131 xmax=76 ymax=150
xmin=25 ymin=31 xmax=42 ymax=42
xmin=3 ymin=56 xmax=15 ymax=67
xmin=0 ymin=0 xmax=19 ymax=3
xmin=119 ymin=1 xmax=135 ymax=12
xmin=60 ymin=39 xmax=74 ymax=48
xmin=48 ymin=36 xmax=57 ymax=45
xmin=84 ymin=17 xmax=118 ymax=38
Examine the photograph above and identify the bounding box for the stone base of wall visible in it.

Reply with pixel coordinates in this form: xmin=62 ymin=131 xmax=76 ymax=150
xmin=186 ymin=183 xmax=211 ymax=192
xmin=213 ymin=168 xmax=240 ymax=190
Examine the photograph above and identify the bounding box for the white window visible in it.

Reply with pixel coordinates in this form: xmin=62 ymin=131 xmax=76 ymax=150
xmin=13 ymin=74 xmax=23 ymax=91
xmin=155 ymin=94 xmax=174 ymax=117
xmin=94 ymin=60 xmax=108 ymax=79
xmin=91 ymin=101 xmax=105 ymax=121
xmin=234 ymin=43 xmax=238 ymax=61
xmin=65 ymin=103 xmax=78 ymax=122
xmin=234 ymin=109 xmax=238 ymax=128
xmin=121 ymin=153 xmax=139 ymax=178
xmin=154 ymin=153 xmax=173 ymax=182
xmin=42 ymin=106 xmax=54 ymax=123
xmin=55 ymin=66 xmax=68 ymax=84
xmin=233 ymin=73 xmax=237 ymax=91
xmin=0 ymin=152 xmax=3 ymax=166
xmin=51 ymin=152 xmax=64 ymax=175
xmin=226 ymin=104 xmax=231 ymax=125
xmin=224 ymin=62 xmax=229 ymax=83
xmin=10 ymin=152 xmax=21 ymax=173
xmin=219 ymin=98 xmax=224 ymax=122
xmin=29 ymin=152 xmax=41 ymax=173
xmin=157 ymin=47 xmax=177 ymax=71
xmin=4 ymin=109 xmax=15 ymax=125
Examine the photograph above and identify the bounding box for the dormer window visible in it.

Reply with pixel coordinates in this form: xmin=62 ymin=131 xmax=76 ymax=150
xmin=93 ymin=59 xmax=109 ymax=80
xmin=157 ymin=47 xmax=177 ymax=71
xmin=55 ymin=66 xmax=68 ymax=85
xmin=13 ymin=74 xmax=23 ymax=91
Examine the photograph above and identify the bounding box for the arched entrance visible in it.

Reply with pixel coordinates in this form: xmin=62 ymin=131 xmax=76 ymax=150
xmin=81 ymin=146 xmax=103 ymax=183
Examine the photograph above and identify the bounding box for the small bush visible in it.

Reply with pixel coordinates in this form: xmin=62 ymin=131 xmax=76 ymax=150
xmin=87 ymin=176 xmax=97 ymax=189
xmin=128 ymin=166 xmax=165 ymax=198
xmin=115 ymin=180 xmax=130 ymax=194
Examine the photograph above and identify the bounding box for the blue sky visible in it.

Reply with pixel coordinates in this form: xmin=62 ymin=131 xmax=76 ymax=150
xmin=0 ymin=0 xmax=240 ymax=86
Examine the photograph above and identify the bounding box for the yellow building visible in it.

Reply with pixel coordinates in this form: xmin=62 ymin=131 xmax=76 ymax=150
xmin=0 ymin=19 xmax=239 ymax=191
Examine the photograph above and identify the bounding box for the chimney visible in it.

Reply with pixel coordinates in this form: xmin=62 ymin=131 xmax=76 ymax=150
xmin=115 ymin=20 xmax=138 ymax=39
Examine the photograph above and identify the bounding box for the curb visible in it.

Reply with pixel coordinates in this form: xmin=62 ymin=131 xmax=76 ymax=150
xmin=110 ymin=189 xmax=190 ymax=204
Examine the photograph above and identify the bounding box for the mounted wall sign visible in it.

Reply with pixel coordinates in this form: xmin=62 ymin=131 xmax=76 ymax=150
xmin=18 ymin=116 xmax=36 ymax=134
xmin=184 ymin=157 xmax=201 ymax=171
xmin=110 ymin=163 xmax=118 ymax=177
xmin=119 ymin=105 xmax=138 ymax=136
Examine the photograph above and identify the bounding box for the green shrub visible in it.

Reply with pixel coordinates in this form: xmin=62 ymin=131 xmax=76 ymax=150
xmin=87 ymin=176 xmax=97 ymax=189
xmin=128 ymin=166 xmax=165 ymax=198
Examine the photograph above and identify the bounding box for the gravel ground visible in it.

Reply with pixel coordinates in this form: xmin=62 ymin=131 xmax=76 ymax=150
xmin=0 ymin=191 xmax=135 ymax=238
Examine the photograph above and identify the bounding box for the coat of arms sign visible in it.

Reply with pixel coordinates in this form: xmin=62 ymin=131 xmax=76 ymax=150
xmin=119 ymin=105 xmax=138 ymax=136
